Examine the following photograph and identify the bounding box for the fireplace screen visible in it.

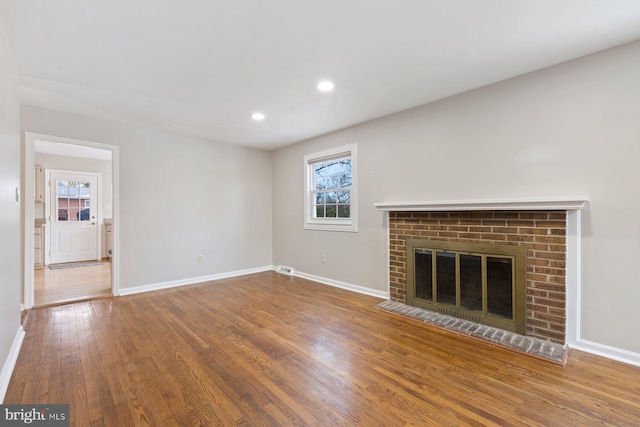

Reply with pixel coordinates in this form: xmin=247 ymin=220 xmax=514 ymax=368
xmin=407 ymin=240 xmax=526 ymax=334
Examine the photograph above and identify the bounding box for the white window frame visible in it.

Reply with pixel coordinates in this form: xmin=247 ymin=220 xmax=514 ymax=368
xmin=304 ymin=143 xmax=358 ymax=232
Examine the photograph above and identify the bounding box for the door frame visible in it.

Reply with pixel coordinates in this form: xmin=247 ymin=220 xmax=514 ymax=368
xmin=23 ymin=132 xmax=121 ymax=309
xmin=45 ymin=169 xmax=101 ymax=265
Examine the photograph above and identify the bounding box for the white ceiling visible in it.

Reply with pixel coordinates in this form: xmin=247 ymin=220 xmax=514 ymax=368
xmin=2 ymin=1 xmax=640 ymax=150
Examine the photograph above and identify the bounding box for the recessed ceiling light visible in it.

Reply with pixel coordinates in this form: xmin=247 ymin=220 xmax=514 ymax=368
xmin=317 ymin=81 xmax=335 ymax=92
xmin=251 ymin=112 xmax=265 ymax=121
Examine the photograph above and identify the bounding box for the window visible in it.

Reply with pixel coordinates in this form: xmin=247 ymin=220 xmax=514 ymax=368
xmin=56 ymin=180 xmax=91 ymax=222
xmin=304 ymin=144 xmax=357 ymax=232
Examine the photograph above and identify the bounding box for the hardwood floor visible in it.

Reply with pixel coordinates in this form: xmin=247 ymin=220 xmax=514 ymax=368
xmin=34 ymin=259 xmax=112 ymax=307
xmin=7 ymin=271 xmax=640 ymax=426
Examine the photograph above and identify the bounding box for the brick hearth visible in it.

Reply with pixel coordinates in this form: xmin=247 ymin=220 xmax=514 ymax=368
xmin=389 ymin=211 xmax=567 ymax=344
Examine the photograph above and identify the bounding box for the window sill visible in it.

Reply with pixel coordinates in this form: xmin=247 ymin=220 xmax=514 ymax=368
xmin=304 ymin=220 xmax=358 ymax=233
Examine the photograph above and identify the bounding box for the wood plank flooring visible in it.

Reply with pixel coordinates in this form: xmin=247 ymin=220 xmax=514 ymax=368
xmin=34 ymin=259 xmax=112 ymax=307
xmin=7 ymin=271 xmax=640 ymax=426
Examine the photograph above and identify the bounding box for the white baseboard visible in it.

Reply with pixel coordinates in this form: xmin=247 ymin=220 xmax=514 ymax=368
xmin=570 ymin=338 xmax=640 ymax=368
xmin=118 ymin=266 xmax=273 ymax=296
xmin=291 ymin=270 xmax=389 ymax=299
xmin=0 ymin=325 xmax=25 ymax=403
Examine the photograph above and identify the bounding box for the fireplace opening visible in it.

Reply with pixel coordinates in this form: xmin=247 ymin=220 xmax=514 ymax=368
xmin=407 ymin=239 xmax=526 ymax=334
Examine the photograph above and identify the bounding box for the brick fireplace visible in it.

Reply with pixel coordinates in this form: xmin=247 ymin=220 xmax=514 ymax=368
xmin=374 ymin=198 xmax=588 ymax=346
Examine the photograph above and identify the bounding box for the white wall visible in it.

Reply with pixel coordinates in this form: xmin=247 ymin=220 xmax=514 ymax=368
xmin=34 ymin=152 xmax=113 ymax=257
xmin=0 ymin=17 xmax=22 ymax=400
xmin=273 ymin=40 xmax=640 ymax=356
xmin=22 ymin=106 xmax=273 ymax=290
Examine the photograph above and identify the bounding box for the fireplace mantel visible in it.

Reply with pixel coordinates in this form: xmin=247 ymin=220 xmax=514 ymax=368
xmin=373 ymin=196 xmax=589 ymax=212
xmin=376 ymin=195 xmax=589 ymax=347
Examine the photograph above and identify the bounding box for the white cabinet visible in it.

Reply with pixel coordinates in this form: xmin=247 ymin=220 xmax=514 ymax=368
xmin=105 ymin=221 xmax=113 ymax=257
xmin=34 ymin=164 xmax=44 ymax=203
xmin=34 ymin=225 xmax=44 ymax=269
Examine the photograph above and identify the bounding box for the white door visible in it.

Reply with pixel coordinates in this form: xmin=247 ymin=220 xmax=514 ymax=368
xmin=49 ymin=171 xmax=99 ymax=264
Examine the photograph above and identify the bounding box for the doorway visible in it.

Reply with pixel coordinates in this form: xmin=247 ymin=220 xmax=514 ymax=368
xmin=23 ymin=133 xmax=120 ymax=308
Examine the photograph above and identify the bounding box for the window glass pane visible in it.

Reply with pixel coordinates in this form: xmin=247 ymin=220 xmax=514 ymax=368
xmin=339 ymin=174 xmax=352 ymax=188
xmin=487 ymin=257 xmax=513 ymax=319
xmin=415 ymin=249 xmax=433 ymax=301
xmin=315 ymin=161 xmax=334 ymax=177
xmin=325 ymin=191 xmax=337 ymax=203
xmin=79 ymin=182 xmax=90 ymax=197
xmin=315 ymin=192 xmax=325 ymax=204
xmin=339 ymin=160 xmax=351 ymax=174
xmin=436 ymin=251 xmax=456 ymax=305
xmin=326 ymin=205 xmax=337 ymax=218
xmin=337 ymin=205 xmax=350 ymax=218
xmin=315 ymin=205 xmax=325 ymax=218
xmin=337 ymin=190 xmax=350 ymax=203
xmin=78 ymin=207 xmax=90 ymax=221
xmin=460 ymin=254 xmax=482 ymax=312
xmin=315 ymin=177 xmax=327 ymax=190
xmin=326 ymin=176 xmax=339 ymax=189
xmin=57 ymin=181 xmax=68 ymax=197
xmin=58 ymin=197 xmax=68 ymax=222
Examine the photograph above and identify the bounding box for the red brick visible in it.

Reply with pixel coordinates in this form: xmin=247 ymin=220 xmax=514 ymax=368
xmin=548 ymin=212 xmax=567 ymax=220
xmin=458 ymin=232 xmax=482 ymax=240
xmin=534 ymin=235 xmax=566 ymax=244
xmin=533 ymin=267 xmax=565 ymax=276
xmin=548 ymin=260 xmax=566 ymax=269
xmin=528 ymin=258 xmax=550 ymax=267
xmin=521 ymin=228 xmax=551 ymax=235
xmin=506 ymin=220 xmax=535 ymax=227
xmin=548 ymin=276 xmax=566 ymax=285
xmin=527 ymin=318 xmax=550 ymax=328
xmin=536 ymin=221 xmax=567 ymax=228
xmin=438 ymin=231 xmax=459 ymax=238
xmin=528 ymin=288 xmax=549 ymax=297
xmin=532 ymin=297 xmax=565 ymax=308
xmin=534 ymin=251 xmax=566 ymax=260
xmin=493 ymin=226 xmax=518 ymax=234
xmin=527 ymin=243 xmax=552 ymax=251
xmin=527 ymin=303 xmax=550 ymax=313
xmin=548 ymin=228 xmax=566 ymax=236
xmin=530 ymin=282 xmax=565 ymax=292
xmin=506 ymin=234 xmax=536 ymax=242
xmin=532 ymin=312 xmax=564 ymax=324
xmin=530 ymin=329 xmax=565 ymax=342
xmin=481 ymin=220 xmax=507 ymax=226
xmin=518 ymin=212 xmax=551 ymax=220
xmin=527 ymin=273 xmax=549 ymax=282
xmin=479 ymin=233 xmax=507 ymax=241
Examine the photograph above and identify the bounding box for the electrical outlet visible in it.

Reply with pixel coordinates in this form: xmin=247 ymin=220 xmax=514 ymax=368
xmin=321 ymin=254 xmax=326 ymax=263
xmin=198 ymin=254 xmax=204 ymax=263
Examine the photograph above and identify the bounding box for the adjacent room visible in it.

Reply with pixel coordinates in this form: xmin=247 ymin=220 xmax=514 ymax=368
xmin=1 ymin=1 xmax=640 ymax=425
